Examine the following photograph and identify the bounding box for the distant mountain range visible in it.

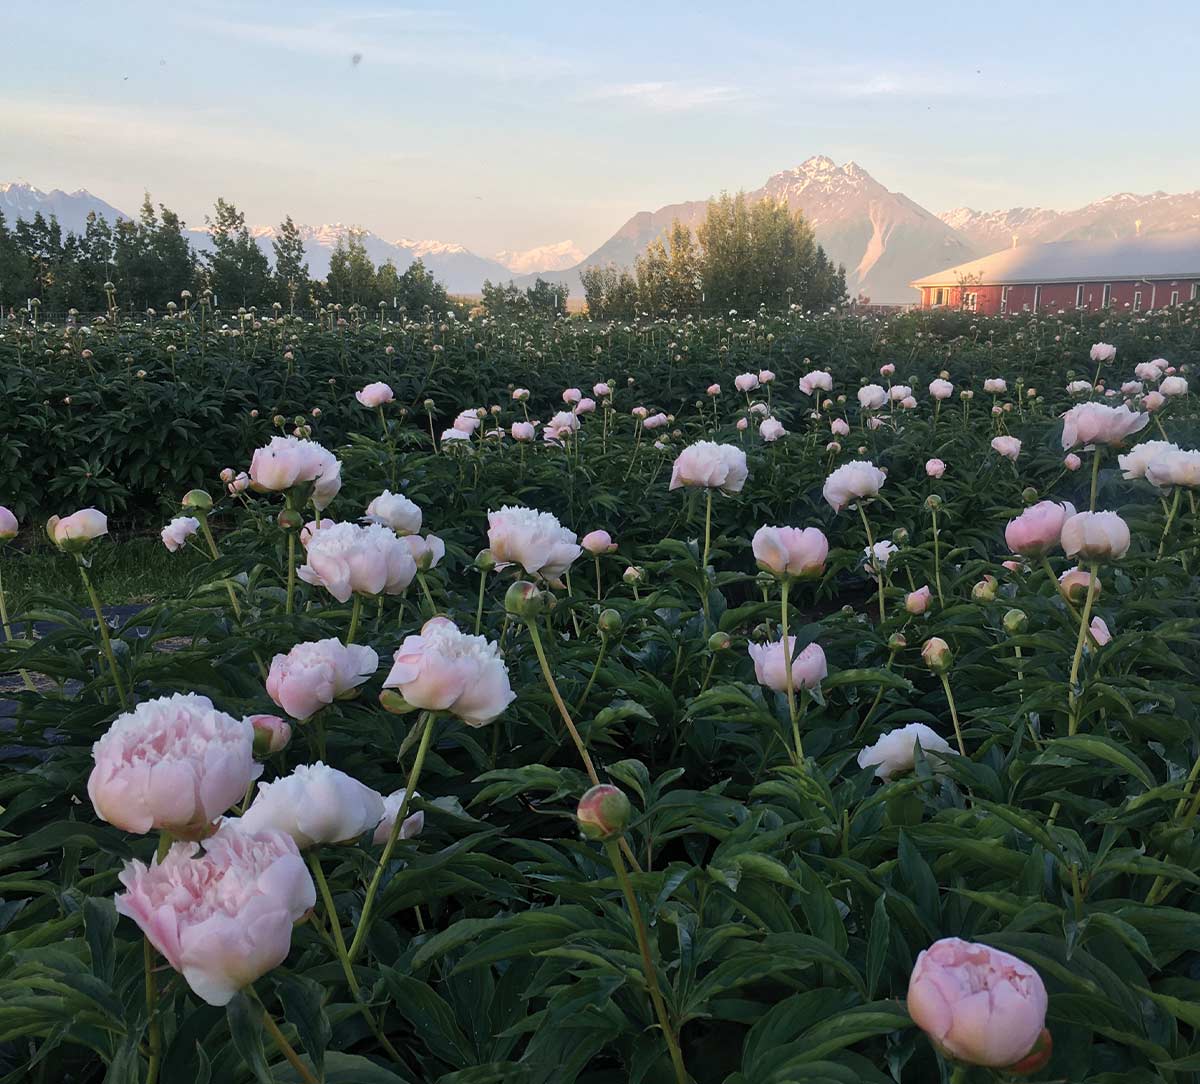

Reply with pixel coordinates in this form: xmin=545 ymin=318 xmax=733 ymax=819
xmin=6 ymin=166 xmax=1200 ymax=303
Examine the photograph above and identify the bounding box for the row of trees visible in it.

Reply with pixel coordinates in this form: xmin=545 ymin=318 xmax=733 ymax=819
xmin=581 ymin=193 xmax=846 ymax=318
xmin=0 ymin=197 xmax=448 ymax=315
xmin=478 ymin=277 xmax=570 ymax=318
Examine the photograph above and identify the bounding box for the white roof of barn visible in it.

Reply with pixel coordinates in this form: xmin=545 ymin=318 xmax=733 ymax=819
xmin=911 ymin=231 xmax=1200 ymax=288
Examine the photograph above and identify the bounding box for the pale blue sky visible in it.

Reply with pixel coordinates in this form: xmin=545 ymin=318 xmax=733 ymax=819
xmin=4 ymin=1 xmax=1198 ymax=255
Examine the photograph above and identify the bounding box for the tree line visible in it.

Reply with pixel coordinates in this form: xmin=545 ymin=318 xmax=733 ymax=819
xmin=580 ymin=193 xmax=846 ymax=318
xmin=0 ymin=194 xmax=448 ymax=316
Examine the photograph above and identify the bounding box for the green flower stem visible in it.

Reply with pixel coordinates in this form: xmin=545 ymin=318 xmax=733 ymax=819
xmin=1159 ymin=487 xmax=1182 ymax=560
xmin=416 ymin=571 xmax=437 ymax=616
xmin=594 ymin=554 xmax=603 ymax=601
xmin=780 ymin=578 xmax=802 ymax=764
xmin=474 ymin=567 xmax=488 ymax=635
xmin=697 ymin=653 xmax=718 ymax=696
xmin=285 ymin=531 xmax=297 ymax=616
xmin=573 ymin=633 xmax=609 ymax=715
xmin=143 ymin=937 xmax=162 ymax=1084
xmin=858 ymin=502 xmax=886 ymax=622
xmin=1088 ymin=447 xmax=1103 ymax=511
xmin=349 ymin=711 xmax=436 ymax=964
xmin=1067 ymin=563 xmax=1100 ymax=737
xmin=525 ymin=619 xmax=599 ymax=785
xmin=930 ymin=505 xmax=944 ymax=607
xmin=0 ymin=563 xmax=36 ymax=691
xmin=939 ymin=672 xmax=966 ymax=755
xmin=77 ymin=559 xmax=130 ymax=709
xmin=198 ymin=515 xmax=243 ymax=619
xmin=346 ymin=594 xmax=363 ymax=645
xmin=564 ymin=571 xmax=582 ymax=637
xmin=603 ymin=840 xmax=688 ymax=1084
xmin=254 ymin=990 xmax=319 ymax=1084
xmin=854 ymin=647 xmax=899 ymax=738
xmin=701 ymin=488 xmax=713 ymax=575
xmin=525 ymin=619 xmax=644 ymax=873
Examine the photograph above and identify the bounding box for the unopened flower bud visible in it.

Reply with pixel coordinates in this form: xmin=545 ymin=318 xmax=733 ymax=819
xmin=576 ymin=784 xmax=631 ymax=841
xmin=1021 ymin=487 xmax=1039 ymax=505
xmin=921 ymin=636 xmax=953 ymax=673
xmin=598 ymin=609 xmax=622 ymax=636
xmin=272 ymin=414 xmax=285 ymax=428
xmin=623 ymin=566 xmax=644 ymax=585
xmin=379 ymin=689 xmax=416 ymax=715
xmin=972 ymin=575 xmax=998 ymax=602
xmin=1003 ymin=609 xmax=1028 ymax=635
xmin=925 ymin=494 xmax=943 ymax=512
xmin=892 ymin=527 xmax=909 ymax=545
xmin=277 ymin=509 xmax=303 ymax=532
xmin=249 ymin=714 xmax=291 ymax=756
xmin=887 ymin=632 xmax=907 ymax=652
xmin=505 ymin=580 xmax=545 ymax=618
xmin=1006 ymin=1028 xmax=1054 ymax=1077
xmin=708 ymin=631 xmax=731 ymax=652
xmin=423 ymin=399 xmax=435 ymax=412
xmin=181 ymin=489 xmax=212 ymax=513
xmin=474 ymin=548 xmax=496 ymax=572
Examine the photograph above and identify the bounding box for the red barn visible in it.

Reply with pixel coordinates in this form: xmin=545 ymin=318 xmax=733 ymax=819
xmin=911 ymin=232 xmax=1200 ymax=316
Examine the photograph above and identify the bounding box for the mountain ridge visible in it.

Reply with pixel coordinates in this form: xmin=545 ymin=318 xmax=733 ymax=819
xmin=7 ymin=168 xmax=1200 ymax=303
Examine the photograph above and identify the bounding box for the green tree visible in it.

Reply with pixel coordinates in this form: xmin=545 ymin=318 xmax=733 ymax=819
xmin=206 ymin=197 xmax=270 ymax=309
xmin=325 ymin=230 xmax=377 ymax=305
xmin=271 ymin=216 xmax=310 ymax=312
xmin=395 ymin=258 xmax=447 ymax=312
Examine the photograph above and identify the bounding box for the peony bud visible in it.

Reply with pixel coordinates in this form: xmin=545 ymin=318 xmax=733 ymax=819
xmin=708 ymin=631 xmax=732 ymax=652
xmin=277 ymin=509 xmax=303 ymax=533
xmin=474 ymin=548 xmax=497 ymax=572
xmin=1006 ymin=1028 xmax=1053 ymax=1076
xmin=1003 ymin=609 xmax=1028 ymax=635
xmin=598 ymin=609 xmax=622 ymax=636
xmin=921 ymin=637 xmax=952 ymax=673
xmin=181 ymin=489 xmax=213 ymax=513
xmin=924 ymin=494 xmax=942 ymax=512
xmin=887 ymin=632 xmax=907 ymax=652
xmin=576 ymin=784 xmax=631 ymax=841
xmin=505 ymin=580 xmax=546 ymax=618
xmin=250 ymin=714 xmax=292 ymax=756
xmin=972 ymin=575 xmax=998 ymax=602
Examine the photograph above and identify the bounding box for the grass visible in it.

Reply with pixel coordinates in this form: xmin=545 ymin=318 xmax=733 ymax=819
xmin=2 ymin=536 xmax=205 ymax=614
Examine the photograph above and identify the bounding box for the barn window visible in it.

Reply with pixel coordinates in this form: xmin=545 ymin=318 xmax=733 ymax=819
xmin=1033 ymin=285 xmax=1042 ymax=312
xmin=964 ymin=292 xmax=977 ymax=312
xmin=1133 ymin=290 xmax=1143 ymax=312
xmin=934 ymin=288 xmax=944 ymax=306
xmin=1192 ymin=284 xmax=1199 ymax=301
xmin=1075 ymin=284 xmax=1085 ymax=308
xmin=1102 ymin=284 xmax=1112 ymax=308
xmin=1171 ymin=290 xmax=1179 ymax=306
xmin=1000 ymin=286 xmax=1009 ymax=314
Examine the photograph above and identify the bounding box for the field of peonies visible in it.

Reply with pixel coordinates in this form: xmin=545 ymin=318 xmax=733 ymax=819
xmin=2 ymin=302 xmax=1200 ymax=1083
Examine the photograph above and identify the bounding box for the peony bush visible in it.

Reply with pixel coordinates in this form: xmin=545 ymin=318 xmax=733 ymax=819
xmin=1 ymin=302 xmax=1200 ymax=1082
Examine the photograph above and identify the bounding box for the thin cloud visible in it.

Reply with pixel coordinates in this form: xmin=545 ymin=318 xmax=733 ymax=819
xmin=584 ymin=81 xmax=748 ymax=113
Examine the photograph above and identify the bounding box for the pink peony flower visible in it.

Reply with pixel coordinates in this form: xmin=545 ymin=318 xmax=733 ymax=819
xmin=562 ymin=387 xmax=582 ymax=404
xmin=747 ymin=638 xmax=827 ymax=692
xmin=48 ymin=507 xmax=108 ymax=550
xmin=991 ymin=435 xmax=1021 ymax=461
xmin=488 ymin=505 xmax=581 ymax=580
xmin=88 ymin=693 xmax=261 ymax=837
xmin=831 ymin=418 xmax=850 ymax=437
xmin=161 ymin=516 xmax=200 ymax=553
xmin=857 ymin=384 xmax=887 ymax=411
xmin=926 ymin=458 xmax=946 ymax=479
xmin=249 ymin=436 xmax=341 ymax=511
xmin=1061 ymin=510 xmax=1131 ymax=561
xmin=1064 ymin=453 xmax=1082 ymax=471
xmin=908 ymin=938 xmax=1048 ymax=1068
xmin=383 ymin=616 xmax=514 ymax=726
xmin=266 ymin=638 xmax=378 ymax=721
xmin=372 ymin=788 xmax=425 ymax=845
xmin=248 ymin=714 xmax=291 ymax=756
xmin=858 ymin=722 xmax=952 ymax=780
xmin=297 ymin=522 xmax=417 ymax=602
xmin=582 ymin=529 xmax=617 ymax=555
xmin=355 ymin=381 xmax=394 ymax=408
xmin=239 ymin=761 xmax=384 ymax=848
xmin=1090 ymin=616 xmax=1112 ymax=646
xmin=670 ymin=442 xmax=749 ymax=494
xmin=929 ymin=379 xmax=954 ymax=400
xmin=1089 ymin=342 xmax=1116 ymax=362
xmin=734 ymin=373 xmax=759 ymax=393
xmin=364 ymin=490 xmax=422 ymax=534
xmin=1061 ymin=403 xmax=1149 ymax=450
xmin=822 ymin=460 xmax=886 ymax=512
xmin=115 ymin=823 xmax=315 ymax=1005
xmin=752 ymin=525 xmax=828 ymax=579
xmin=511 ymin=421 xmax=536 ymax=441
xmin=759 ymin=417 xmax=787 ymax=442
xmin=401 ymin=533 xmax=446 ymax=570
xmin=1004 ymin=501 xmax=1075 ymax=556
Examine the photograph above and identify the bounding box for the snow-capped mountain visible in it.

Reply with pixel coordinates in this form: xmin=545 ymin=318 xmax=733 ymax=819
xmin=939 ymin=190 xmax=1200 ymax=253
xmin=518 ymin=156 xmax=978 ymax=303
xmin=493 ymin=240 xmax=586 ymax=275
xmin=0 ymin=182 xmax=127 ymax=234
